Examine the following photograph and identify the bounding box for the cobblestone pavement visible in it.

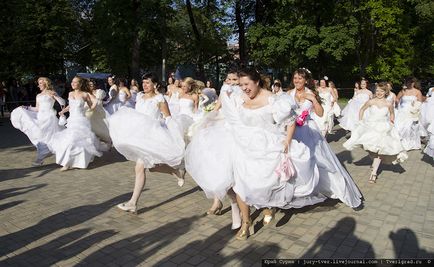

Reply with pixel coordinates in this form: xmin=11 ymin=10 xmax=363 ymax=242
xmin=1 ymin=116 xmax=434 ymax=266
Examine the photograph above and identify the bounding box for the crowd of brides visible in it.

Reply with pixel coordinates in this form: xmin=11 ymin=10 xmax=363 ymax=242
xmin=10 ymin=67 xmax=434 ymax=240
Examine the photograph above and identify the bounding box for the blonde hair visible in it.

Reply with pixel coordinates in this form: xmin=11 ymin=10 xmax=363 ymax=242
xmin=38 ymin=77 xmax=54 ymax=91
xmin=183 ymin=77 xmax=200 ymax=94
xmin=376 ymin=82 xmax=390 ymax=96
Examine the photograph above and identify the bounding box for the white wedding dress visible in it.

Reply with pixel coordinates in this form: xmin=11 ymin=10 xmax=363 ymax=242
xmin=312 ymin=90 xmax=334 ymax=135
xmin=186 ymin=90 xmax=363 ymax=209
xmin=286 ymin=90 xmax=363 ymax=208
xmin=50 ymin=98 xmax=103 ymax=168
xmin=108 ymin=93 xmax=184 ymax=168
xmin=339 ymin=92 xmax=370 ymax=131
xmin=104 ymin=86 xmax=122 ymax=115
xmin=10 ymin=94 xmax=64 ymax=162
xmin=343 ymin=105 xmax=407 ymax=164
xmin=85 ymin=89 xmax=111 ymax=144
xmin=394 ymin=95 xmax=421 ymax=151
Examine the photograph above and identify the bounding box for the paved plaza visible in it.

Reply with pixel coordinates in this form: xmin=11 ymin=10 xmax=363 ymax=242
xmin=1 ymin=115 xmax=434 ymax=266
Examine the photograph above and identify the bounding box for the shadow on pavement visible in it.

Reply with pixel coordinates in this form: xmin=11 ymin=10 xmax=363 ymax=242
xmin=326 ymin=128 xmax=348 ymax=143
xmin=336 ymin=150 xmax=353 ymax=164
xmin=0 ymin=200 xmax=26 ymax=212
xmin=0 ymin=193 xmax=130 ymax=258
xmin=78 ymin=215 xmax=201 ymax=266
xmin=301 ymin=217 xmax=375 ymax=259
xmin=136 ymin=186 xmax=200 ymax=214
xmin=389 ymin=228 xmax=434 ymax=259
xmin=421 ymin=154 xmax=434 ymax=166
xmin=155 ymin=222 xmax=281 ymax=266
xmin=0 ymin=184 xmax=47 ymax=202
xmin=0 ymin=164 xmax=57 ymax=183
xmin=354 ymin=155 xmax=406 ymax=174
xmin=2 ymin=228 xmax=117 ymax=266
xmin=276 ymin=199 xmax=341 ymax=228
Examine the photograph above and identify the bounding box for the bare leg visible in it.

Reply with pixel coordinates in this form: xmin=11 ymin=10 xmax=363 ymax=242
xmin=235 ymin=194 xmax=252 ymax=240
xmin=117 ymin=160 xmax=145 ymax=213
xmin=206 ymin=197 xmax=223 ymax=215
xmin=129 ymin=160 xmax=146 ymax=205
xmin=370 ymin=156 xmax=381 ymax=183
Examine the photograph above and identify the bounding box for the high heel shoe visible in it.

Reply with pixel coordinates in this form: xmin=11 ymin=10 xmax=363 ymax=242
xmin=369 ymin=174 xmax=377 ymax=184
xmin=117 ymin=202 xmax=137 ymax=214
xmin=206 ymin=202 xmax=223 ymax=215
xmin=235 ymin=220 xmax=253 ymax=240
xmin=60 ymin=165 xmax=70 ymax=172
xmin=263 ymin=208 xmax=275 ymax=225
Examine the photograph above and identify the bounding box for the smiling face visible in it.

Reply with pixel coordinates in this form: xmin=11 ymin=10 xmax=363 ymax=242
xmin=239 ymin=76 xmax=260 ymax=99
xmin=293 ymin=73 xmax=306 ymax=91
xmin=71 ymin=77 xmax=80 ymax=90
xmin=361 ymin=80 xmax=368 ymax=89
xmin=142 ymin=78 xmax=154 ymax=93
xmin=375 ymin=87 xmax=386 ymax=99
xmin=181 ymin=81 xmax=190 ymax=93
xmin=38 ymin=79 xmax=46 ymax=91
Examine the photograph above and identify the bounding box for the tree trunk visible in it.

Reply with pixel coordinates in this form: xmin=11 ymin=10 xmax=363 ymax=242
xmin=186 ymin=0 xmax=205 ymax=79
xmin=235 ymin=0 xmax=246 ymax=65
xmin=130 ymin=0 xmax=141 ymax=80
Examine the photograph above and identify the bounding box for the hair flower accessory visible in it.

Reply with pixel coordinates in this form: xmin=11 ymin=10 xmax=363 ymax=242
xmin=324 ymin=76 xmax=329 ymax=81
xmin=301 ymin=67 xmax=311 ymax=74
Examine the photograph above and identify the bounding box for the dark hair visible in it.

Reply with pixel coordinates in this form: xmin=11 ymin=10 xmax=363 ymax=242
xmin=360 ymin=78 xmax=369 ymax=88
xmin=118 ymin=77 xmax=128 ymax=87
xmin=142 ymin=72 xmax=162 ymax=92
xmin=291 ymin=68 xmax=321 ymax=103
xmin=404 ymin=77 xmax=420 ymax=90
xmin=291 ymin=68 xmax=314 ymax=89
xmin=238 ymin=68 xmax=264 ymax=87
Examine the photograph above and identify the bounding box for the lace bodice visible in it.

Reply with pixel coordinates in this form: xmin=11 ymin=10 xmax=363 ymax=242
xmin=179 ymin=98 xmax=195 ymax=116
xmin=135 ymin=93 xmax=165 ymax=120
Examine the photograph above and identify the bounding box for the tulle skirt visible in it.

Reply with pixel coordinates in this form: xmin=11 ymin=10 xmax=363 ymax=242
xmin=339 ymin=99 xmax=366 ymax=131
xmin=343 ymin=120 xmax=407 ymax=164
xmin=108 ymin=107 xmax=184 ymax=168
xmin=50 ymin=114 xmax=103 ymax=168
xmin=10 ymin=107 xmax=62 ymax=159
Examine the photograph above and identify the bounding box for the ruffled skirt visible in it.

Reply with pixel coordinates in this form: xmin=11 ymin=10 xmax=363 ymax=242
xmin=108 ymin=107 xmax=184 ymax=168
xmin=50 ymin=114 xmax=103 ymax=168
xmin=343 ymin=120 xmax=408 ymax=164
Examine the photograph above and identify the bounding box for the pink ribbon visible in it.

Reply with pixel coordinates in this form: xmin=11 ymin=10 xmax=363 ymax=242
xmin=296 ymin=110 xmax=309 ymax=126
xmin=275 ymin=155 xmax=296 ymax=181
